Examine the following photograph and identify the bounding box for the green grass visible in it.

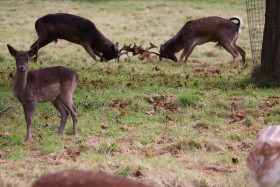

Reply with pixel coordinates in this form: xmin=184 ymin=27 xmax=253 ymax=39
xmin=0 ymin=0 xmax=279 ymax=186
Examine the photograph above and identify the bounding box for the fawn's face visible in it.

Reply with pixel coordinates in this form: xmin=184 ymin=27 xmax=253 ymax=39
xmin=7 ymin=44 xmax=38 ymax=71
xmin=14 ymin=52 xmax=30 ymax=71
xmin=159 ymin=44 xmax=178 ymax=62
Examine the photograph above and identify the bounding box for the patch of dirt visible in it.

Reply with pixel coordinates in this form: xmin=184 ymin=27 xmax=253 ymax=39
xmin=35 ymin=153 xmax=69 ymax=165
xmin=203 ymin=142 xmax=225 ymax=152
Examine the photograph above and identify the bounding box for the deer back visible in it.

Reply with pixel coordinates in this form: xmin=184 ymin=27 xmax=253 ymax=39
xmin=14 ymin=66 xmax=78 ymax=103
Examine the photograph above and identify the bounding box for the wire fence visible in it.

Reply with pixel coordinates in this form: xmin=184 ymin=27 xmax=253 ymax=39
xmin=245 ymin=0 xmax=265 ymax=67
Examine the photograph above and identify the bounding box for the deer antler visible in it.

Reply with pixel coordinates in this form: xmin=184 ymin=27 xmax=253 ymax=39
xmin=118 ymin=43 xmax=161 ymax=60
xmin=146 ymin=42 xmax=158 ymax=50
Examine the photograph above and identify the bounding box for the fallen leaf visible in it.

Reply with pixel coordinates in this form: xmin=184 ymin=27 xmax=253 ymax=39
xmin=101 ymin=125 xmax=108 ymax=129
xmin=134 ymin=169 xmax=142 ymax=177
xmin=232 ymin=157 xmax=239 ymax=164
xmin=146 ymin=108 xmax=154 ymax=116
xmin=146 ymin=153 xmax=155 ymax=158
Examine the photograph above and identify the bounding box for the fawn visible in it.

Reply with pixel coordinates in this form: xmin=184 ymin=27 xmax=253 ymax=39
xmin=7 ymin=44 xmax=78 ymax=141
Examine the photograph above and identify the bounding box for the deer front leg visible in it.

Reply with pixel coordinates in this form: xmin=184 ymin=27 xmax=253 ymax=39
xmin=81 ymin=43 xmax=98 ymax=62
xmin=179 ymin=42 xmax=196 ymax=64
xmin=23 ymin=102 xmax=37 ymax=141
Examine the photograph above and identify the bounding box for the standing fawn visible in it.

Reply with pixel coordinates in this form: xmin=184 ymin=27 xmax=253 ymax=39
xmin=32 ymin=170 xmax=151 ymax=187
xmin=30 ymin=13 xmax=120 ymax=62
xmin=159 ymin=16 xmax=246 ymax=64
xmin=7 ymin=44 xmax=78 ymax=141
xmin=247 ymin=126 xmax=280 ymax=187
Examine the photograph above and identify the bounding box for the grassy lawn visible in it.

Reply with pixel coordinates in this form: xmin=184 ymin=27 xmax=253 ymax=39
xmin=0 ymin=0 xmax=279 ymax=186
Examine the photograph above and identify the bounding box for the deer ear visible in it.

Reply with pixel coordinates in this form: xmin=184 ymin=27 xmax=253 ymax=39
xmin=115 ymin=42 xmax=119 ymax=48
xmin=28 ymin=44 xmax=39 ymax=58
xmin=7 ymin=44 xmax=17 ymax=57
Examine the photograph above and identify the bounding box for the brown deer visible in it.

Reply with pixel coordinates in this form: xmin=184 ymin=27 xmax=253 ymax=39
xmin=7 ymin=44 xmax=78 ymax=141
xmin=159 ymin=16 xmax=246 ymax=64
xmin=30 ymin=13 xmax=120 ymax=62
xmin=246 ymin=126 xmax=280 ymax=187
xmin=32 ymin=170 xmax=151 ymax=187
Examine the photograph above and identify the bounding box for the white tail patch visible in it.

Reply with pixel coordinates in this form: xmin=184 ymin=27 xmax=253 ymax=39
xmin=230 ymin=16 xmax=243 ymax=35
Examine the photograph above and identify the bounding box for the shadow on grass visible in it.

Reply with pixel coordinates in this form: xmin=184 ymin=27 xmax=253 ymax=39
xmin=238 ymin=76 xmax=280 ymax=88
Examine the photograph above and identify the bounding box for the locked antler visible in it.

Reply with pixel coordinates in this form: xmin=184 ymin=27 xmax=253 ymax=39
xmin=119 ymin=43 xmax=161 ymax=61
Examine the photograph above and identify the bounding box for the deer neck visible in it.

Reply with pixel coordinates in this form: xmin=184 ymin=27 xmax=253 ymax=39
xmin=13 ymin=69 xmax=28 ymax=93
xmin=95 ymin=33 xmax=112 ymax=53
xmin=164 ymin=35 xmax=183 ymax=53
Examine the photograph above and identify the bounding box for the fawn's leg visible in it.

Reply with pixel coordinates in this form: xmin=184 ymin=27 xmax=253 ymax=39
xmin=23 ymin=102 xmax=37 ymax=141
xmin=52 ymin=99 xmax=69 ymax=135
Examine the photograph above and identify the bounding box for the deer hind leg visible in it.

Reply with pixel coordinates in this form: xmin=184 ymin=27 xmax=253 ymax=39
xmin=81 ymin=43 xmax=98 ymax=62
xmin=52 ymin=99 xmax=69 ymax=135
xmin=219 ymin=41 xmax=239 ymax=63
xmin=179 ymin=41 xmax=196 ymax=64
xmin=61 ymin=94 xmax=78 ymax=136
xmin=232 ymin=38 xmax=246 ymax=63
xmin=23 ymin=102 xmax=37 ymax=141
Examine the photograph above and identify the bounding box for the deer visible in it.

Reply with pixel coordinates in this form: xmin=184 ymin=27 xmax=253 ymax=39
xmin=7 ymin=44 xmax=78 ymax=141
xmin=159 ymin=16 xmax=246 ymax=64
xmin=32 ymin=170 xmax=151 ymax=187
xmin=30 ymin=13 xmax=120 ymax=62
xmin=246 ymin=126 xmax=280 ymax=187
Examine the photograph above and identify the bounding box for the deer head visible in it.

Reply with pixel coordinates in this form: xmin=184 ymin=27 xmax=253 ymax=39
xmin=7 ymin=44 xmax=39 ymax=71
xmin=159 ymin=44 xmax=178 ymax=62
xmin=101 ymin=42 xmax=120 ymax=62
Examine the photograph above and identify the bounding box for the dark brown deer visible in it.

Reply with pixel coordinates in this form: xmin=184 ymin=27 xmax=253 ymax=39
xmin=30 ymin=13 xmax=119 ymax=62
xmin=159 ymin=16 xmax=246 ymax=64
xmin=32 ymin=170 xmax=151 ymax=187
xmin=7 ymin=44 xmax=78 ymax=141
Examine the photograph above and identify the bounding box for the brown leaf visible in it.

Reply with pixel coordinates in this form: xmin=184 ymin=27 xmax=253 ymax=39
xmin=232 ymin=157 xmax=239 ymax=164
xmin=146 ymin=108 xmax=154 ymax=116
xmin=101 ymin=125 xmax=108 ymax=129
xmin=152 ymin=66 xmax=160 ymax=71
xmin=134 ymin=169 xmax=143 ymax=177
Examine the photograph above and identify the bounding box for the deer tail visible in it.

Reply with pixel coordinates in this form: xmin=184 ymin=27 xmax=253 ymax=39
xmin=229 ymin=16 xmax=243 ymax=35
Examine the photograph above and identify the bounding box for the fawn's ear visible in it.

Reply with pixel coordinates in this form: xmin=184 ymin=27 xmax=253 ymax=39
xmin=115 ymin=42 xmax=119 ymax=48
xmin=7 ymin=44 xmax=17 ymax=57
xmin=28 ymin=44 xmax=39 ymax=59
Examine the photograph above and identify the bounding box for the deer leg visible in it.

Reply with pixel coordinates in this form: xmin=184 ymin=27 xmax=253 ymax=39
xmin=52 ymin=99 xmax=69 ymax=135
xmin=179 ymin=42 xmax=196 ymax=64
xmin=61 ymin=95 xmax=78 ymax=136
xmin=81 ymin=43 xmax=98 ymax=62
xmin=23 ymin=103 xmax=37 ymax=141
xmin=220 ymin=42 xmax=239 ymax=63
xmin=30 ymin=38 xmax=53 ymax=61
xmin=232 ymin=39 xmax=246 ymax=63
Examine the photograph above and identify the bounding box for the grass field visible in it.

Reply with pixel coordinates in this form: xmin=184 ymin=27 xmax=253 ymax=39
xmin=0 ymin=0 xmax=279 ymax=186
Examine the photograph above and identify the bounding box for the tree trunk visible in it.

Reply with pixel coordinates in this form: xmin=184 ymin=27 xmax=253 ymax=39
xmin=261 ymin=0 xmax=280 ymax=76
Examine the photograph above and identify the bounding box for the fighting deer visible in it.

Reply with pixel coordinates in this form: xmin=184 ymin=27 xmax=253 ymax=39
xmin=247 ymin=126 xmax=280 ymax=187
xmin=30 ymin=13 xmax=119 ymax=62
xmin=159 ymin=16 xmax=246 ymax=64
xmin=32 ymin=170 xmax=151 ymax=187
xmin=7 ymin=44 xmax=78 ymax=141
